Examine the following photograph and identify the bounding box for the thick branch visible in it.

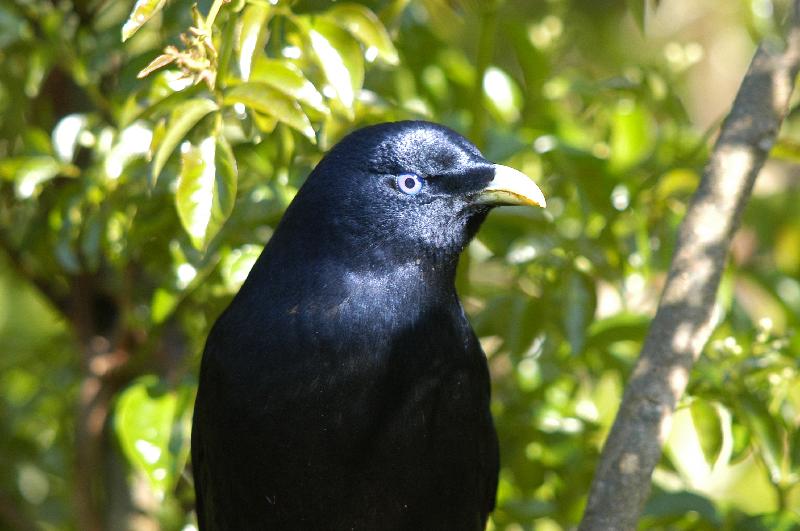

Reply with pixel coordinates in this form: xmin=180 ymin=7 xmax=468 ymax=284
xmin=579 ymin=5 xmax=800 ymax=530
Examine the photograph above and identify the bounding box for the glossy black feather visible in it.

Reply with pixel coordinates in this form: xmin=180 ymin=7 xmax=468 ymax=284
xmin=192 ymin=121 xmax=500 ymax=530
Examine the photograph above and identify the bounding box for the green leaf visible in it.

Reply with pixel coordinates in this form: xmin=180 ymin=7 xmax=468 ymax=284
xmin=114 ymin=376 xmax=194 ymax=499
xmin=587 ymin=313 xmax=650 ymax=350
xmin=690 ymin=399 xmax=723 ymax=466
xmin=151 ymin=98 xmax=218 ymax=186
xmin=610 ymin=98 xmax=654 ymax=171
xmin=151 ymin=288 xmax=179 ymax=324
xmin=307 ymin=19 xmax=364 ymax=113
xmin=483 ymin=66 xmax=522 ymax=124
xmin=771 ymin=139 xmax=800 ymax=162
xmin=250 ymin=56 xmax=329 ymax=114
xmin=217 ymin=10 xmax=237 ymax=85
xmin=791 ymin=428 xmax=800 ymax=474
xmin=130 ymin=84 xmax=204 ymax=126
xmin=740 ymin=392 xmax=785 ymax=483
xmin=1 ymin=156 xmax=64 ymax=198
xmin=176 ymin=135 xmax=238 ymax=250
xmin=220 ymin=244 xmax=263 ymax=293
xmin=643 ymin=491 xmax=720 ymax=525
xmin=121 ymin=0 xmax=167 ymax=42
xmin=252 ymin=112 xmax=278 ymax=134
xmin=224 ymin=83 xmax=315 ymax=141
xmin=730 ymin=420 xmax=751 ymax=464
xmin=325 ymin=3 xmax=399 ymax=65
xmin=238 ymin=3 xmax=272 ymax=80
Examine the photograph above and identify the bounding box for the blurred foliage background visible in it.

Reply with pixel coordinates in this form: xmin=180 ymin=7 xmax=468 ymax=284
xmin=1 ymin=0 xmax=799 ymax=529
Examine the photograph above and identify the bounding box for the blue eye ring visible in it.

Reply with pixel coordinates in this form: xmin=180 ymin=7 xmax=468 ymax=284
xmin=396 ymin=173 xmax=423 ymax=195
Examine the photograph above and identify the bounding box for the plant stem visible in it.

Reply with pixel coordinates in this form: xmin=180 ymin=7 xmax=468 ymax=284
xmin=470 ymin=1 xmax=499 ymax=149
xmin=205 ymin=0 xmax=227 ymax=29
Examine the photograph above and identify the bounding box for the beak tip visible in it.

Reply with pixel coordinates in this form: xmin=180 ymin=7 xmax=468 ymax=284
xmin=481 ymin=165 xmax=547 ymax=208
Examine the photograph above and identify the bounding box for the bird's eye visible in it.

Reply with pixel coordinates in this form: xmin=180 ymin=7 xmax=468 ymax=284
xmin=396 ymin=173 xmax=423 ymax=195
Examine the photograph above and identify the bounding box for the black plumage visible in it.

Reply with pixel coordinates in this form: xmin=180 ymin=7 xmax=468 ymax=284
xmin=191 ymin=121 xmax=545 ymax=530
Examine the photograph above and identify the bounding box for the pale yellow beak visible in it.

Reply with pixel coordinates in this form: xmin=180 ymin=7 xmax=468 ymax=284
xmin=475 ymin=165 xmax=546 ymax=208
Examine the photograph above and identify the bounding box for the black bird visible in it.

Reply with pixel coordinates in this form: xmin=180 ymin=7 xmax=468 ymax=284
xmin=192 ymin=121 xmax=545 ymax=530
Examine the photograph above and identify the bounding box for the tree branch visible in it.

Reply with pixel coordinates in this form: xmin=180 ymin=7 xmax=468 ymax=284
xmin=578 ymin=4 xmax=800 ymax=530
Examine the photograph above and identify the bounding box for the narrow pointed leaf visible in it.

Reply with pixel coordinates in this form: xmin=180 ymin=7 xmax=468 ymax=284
xmin=307 ymin=20 xmax=364 ymax=112
xmin=122 ymin=0 xmax=167 ymax=42
xmin=176 ymin=135 xmax=238 ymax=250
xmin=151 ymin=98 xmax=217 ymax=185
xmin=690 ymin=399 xmax=723 ymax=466
xmin=213 ymin=135 xmax=238 ymax=225
xmin=238 ymin=3 xmax=272 ymax=80
xmin=250 ymin=56 xmax=329 ymax=114
xmin=137 ymin=53 xmax=176 ymax=79
xmin=224 ymin=83 xmax=315 ymax=141
xmin=325 ymin=3 xmax=399 ymax=65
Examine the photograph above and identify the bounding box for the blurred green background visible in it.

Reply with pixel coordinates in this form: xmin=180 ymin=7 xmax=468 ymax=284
xmin=1 ymin=0 xmax=799 ymax=529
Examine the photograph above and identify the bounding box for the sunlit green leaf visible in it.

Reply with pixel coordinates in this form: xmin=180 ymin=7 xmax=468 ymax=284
xmin=52 ymin=114 xmax=89 ymax=163
xmin=1 ymin=156 xmax=64 ymax=199
xmin=151 ymin=288 xmax=179 ymax=324
xmin=771 ymin=139 xmax=800 ymax=162
xmin=220 ymin=244 xmax=263 ymax=293
xmin=610 ymin=98 xmax=654 ymax=171
xmin=151 ymin=98 xmax=218 ymax=185
xmin=176 ymin=135 xmax=238 ymax=250
xmin=438 ymin=48 xmax=475 ymax=87
xmin=114 ymin=376 xmax=194 ymax=499
xmin=690 ymin=399 xmax=723 ymax=466
xmin=238 ymin=3 xmax=272 ymax=80
xmin=224 ymin=83 xmax=316 ymax=141
xmin=252 ymin=111 xmax=278 ymax=133
xmin=325 ymin=3 xmax=399 ymax=65
xmin=306 ymin=19 xmax=364 ymax=114
xmin=121 ymin=0 xmax=166 ymax=42
xmin=250 ymin=56 xmax=329 ymax=114
xmin=656 ymin=168 xmax=699 ymax=200
xmin=483 ymin=66 xmax=522 ymax=124
xmin=774 ymin=223 xmax=800 ymax=275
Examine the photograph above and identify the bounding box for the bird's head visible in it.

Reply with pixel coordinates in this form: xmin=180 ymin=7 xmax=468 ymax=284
xmin=280 ymin=121 xmax=545 ymax=272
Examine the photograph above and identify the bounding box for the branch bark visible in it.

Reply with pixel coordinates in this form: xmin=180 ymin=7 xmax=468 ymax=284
xmin=579 ymin=5 xmax=800 ymax=530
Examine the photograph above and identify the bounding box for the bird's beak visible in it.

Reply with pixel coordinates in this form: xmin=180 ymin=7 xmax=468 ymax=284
xmin=474 ymin=165 xmax=546 ymax=208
